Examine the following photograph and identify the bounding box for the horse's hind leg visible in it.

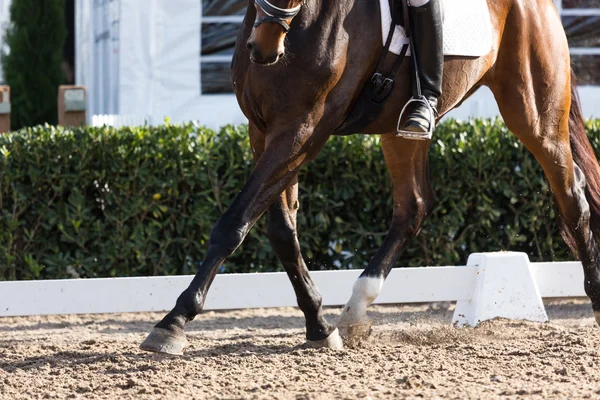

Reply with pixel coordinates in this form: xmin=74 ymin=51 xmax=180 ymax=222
xmin=267 ymin=179 xmax=343 ymax=349
xmin=495 ymin=80 xmax=600 ymax=321
xmin=338 ymin=137 xmax=435 ymax=340
xmin=489 ymin=3 xmax=600 ymax=323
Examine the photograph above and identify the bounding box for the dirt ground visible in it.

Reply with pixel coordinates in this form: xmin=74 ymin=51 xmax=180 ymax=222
xmin=1 ymin=299 xmax=600 ymax=399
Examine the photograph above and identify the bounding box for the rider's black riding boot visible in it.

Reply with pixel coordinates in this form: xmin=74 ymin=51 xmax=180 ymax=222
xmin=403 ymin=0 xmax=443 ymax=133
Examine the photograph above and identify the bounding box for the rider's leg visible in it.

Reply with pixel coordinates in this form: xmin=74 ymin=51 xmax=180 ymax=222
xmin=401 ymin=0 xmax=443 ymax=133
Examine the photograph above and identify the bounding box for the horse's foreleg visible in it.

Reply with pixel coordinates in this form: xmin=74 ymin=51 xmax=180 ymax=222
xmin=140 ymin=130 xmax=325 ymax=355
xmin=267 ymin=178 xmax=343 ymax=349
xmin=246 ymin=125 xmax=340 ymax=348
xmin=338 ymin=136 xmax=435 ymax=341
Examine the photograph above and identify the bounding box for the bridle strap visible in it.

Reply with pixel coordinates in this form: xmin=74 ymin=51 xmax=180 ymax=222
xmin=254 ymin=16 xmax=292 ymax=32
xmin=255 ymin=0 xmax=302 ymax=19
xmin=254 ymin=0 xmax=302 ymax=31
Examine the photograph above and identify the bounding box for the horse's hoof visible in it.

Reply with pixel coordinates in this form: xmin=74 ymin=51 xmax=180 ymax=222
xmin=338 ymin=322 xmax=373 ymax=344
xmin=306 ymin=328 xmax=344 ymax=350
xmin=140 ymin=328 xmax=188 ymax=355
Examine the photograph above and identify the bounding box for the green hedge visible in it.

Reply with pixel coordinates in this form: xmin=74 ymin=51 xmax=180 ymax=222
xmin=1 ymin=120 xmax=599 ymax=280
xmin=1 ymin=0 xmax=66 ymax=130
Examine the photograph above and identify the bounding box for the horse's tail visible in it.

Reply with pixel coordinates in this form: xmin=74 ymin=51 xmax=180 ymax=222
xmin=567 ymin=69 xmax=600 ymax=249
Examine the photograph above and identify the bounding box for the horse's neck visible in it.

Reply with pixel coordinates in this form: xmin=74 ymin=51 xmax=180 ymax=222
xmin=292 ymin=0 xmax=372 ymax=64
xmin=300 ymin=0 xmax=340 ymax=23
xmin=299 ymin=0 xmax=358 ymax=30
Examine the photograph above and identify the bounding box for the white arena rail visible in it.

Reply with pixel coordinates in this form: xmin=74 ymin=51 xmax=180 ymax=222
xmin=91 ymin=114 xmax=151 ymax=128
xmin=0 ymin=252 xmax=587 ymax=326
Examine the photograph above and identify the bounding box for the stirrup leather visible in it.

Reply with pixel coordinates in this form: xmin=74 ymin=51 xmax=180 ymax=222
xmin=396 ymin=95 xmax=435 ymax=140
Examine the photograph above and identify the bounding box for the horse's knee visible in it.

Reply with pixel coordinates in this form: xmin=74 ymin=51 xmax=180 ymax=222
xmin=268 ymin=217 xmax=295 ymax=248
xmin=267 ymin=213 xmax=300 ymax=263
xmin=208 ymin=217 xmax=247 ymax=257
xmin=392 ymin=196 xmax=433 ymax=237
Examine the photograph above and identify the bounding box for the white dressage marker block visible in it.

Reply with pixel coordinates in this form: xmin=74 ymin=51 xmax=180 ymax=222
xmin=452 ymin=252 xmax=548 ymax=327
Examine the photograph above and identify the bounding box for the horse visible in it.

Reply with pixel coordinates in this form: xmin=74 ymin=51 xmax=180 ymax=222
xmin=140 ymin=0 xmax=600 ymax=355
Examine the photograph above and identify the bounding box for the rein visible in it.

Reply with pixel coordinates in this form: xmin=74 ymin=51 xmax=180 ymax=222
xmin=254 ymin=0 xmax=302 ymax=32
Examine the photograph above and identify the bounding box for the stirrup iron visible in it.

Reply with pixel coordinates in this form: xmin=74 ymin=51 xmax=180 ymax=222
xmin=396 ymin=95 xmax=435 ymax=140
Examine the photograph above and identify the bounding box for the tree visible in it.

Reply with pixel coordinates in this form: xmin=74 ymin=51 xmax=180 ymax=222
xmin=1 ymin=0 xmax=66 ymax=130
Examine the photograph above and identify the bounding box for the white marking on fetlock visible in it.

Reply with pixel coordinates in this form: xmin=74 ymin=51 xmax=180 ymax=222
xmin=338 ymin=276 xmax=384 ymax=328
xmin=306 ymin=328 xmax=344 ymax=350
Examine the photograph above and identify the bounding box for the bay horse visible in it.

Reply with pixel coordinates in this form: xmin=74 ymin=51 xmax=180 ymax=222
xmin=141 ymin=0 xmax=600 ymax=355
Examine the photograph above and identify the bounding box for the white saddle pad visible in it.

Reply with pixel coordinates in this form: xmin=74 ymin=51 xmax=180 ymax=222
xmin=379 ymin=0 xmax=493 ymax=57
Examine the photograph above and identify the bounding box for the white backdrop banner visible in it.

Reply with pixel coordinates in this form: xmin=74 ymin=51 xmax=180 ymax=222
xmin=76 ymin=0 xmax=121 ymax=117
xmin=118 ymin=0 xmax=201 ymax=123
xmin=76 ymin=0 xmax=207 ymax=123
